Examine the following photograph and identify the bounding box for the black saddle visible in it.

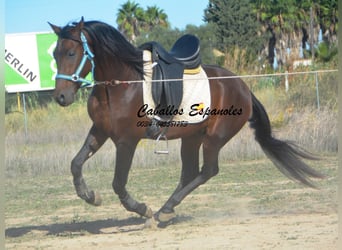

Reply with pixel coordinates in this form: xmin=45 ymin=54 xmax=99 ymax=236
xmin=139 ymin=34 xmax=201 ymax=120
xmin=169 ymin=34 xmax=201 ymax=69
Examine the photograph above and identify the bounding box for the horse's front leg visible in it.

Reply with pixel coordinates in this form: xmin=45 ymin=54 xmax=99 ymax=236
xmin=112 ymin=139 xmax=153 ymax=218
xmin=71 ymin=125 xmax=107 ymax=206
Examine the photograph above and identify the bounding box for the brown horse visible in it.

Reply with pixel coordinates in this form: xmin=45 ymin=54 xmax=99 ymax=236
xmin=49 ymin=18 xmax=323 ymax=223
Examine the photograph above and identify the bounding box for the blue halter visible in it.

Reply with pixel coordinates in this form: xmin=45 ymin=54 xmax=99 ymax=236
xmin=55 ymin=32 xmax=95 ymax=88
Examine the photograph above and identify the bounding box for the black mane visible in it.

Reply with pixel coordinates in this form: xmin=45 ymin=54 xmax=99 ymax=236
xmin=60 ymin=20 xmax=144 ymax=76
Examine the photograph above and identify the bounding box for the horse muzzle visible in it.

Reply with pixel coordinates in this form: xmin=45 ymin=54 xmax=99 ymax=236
xmin=54 ymin=81 xmax=77 ymax=106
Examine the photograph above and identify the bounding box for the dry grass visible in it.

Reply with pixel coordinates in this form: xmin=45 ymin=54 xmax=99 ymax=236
xmin=5 ymin=105 xmax=337 ymax=178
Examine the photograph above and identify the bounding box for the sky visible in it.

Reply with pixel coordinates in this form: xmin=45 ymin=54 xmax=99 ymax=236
xmin=5 ymin=0 xmax=209 ymax=34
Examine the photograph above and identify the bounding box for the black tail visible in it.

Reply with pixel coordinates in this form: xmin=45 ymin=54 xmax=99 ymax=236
xmin=248 ymin=93 xmax=325 ymax=188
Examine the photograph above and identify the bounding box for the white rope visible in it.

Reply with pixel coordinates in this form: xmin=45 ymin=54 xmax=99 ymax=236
xmin=96 ymin=69 xmax=338 ymax=86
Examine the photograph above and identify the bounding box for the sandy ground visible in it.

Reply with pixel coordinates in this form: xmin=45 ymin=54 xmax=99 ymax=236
xmin=6 ymin=209 xmax=337 ymax=249
xmin=6 ymin=158 xmax=338 ymax=249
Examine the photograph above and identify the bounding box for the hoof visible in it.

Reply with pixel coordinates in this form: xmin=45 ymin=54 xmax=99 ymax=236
xmin=144 ymin=206 xmax=153 ymax=218
xmin=144 ymin=217 xmax=157 ymax=229
xmin=93 ymin=191 xmax=102 ymax=206
xmin=156 ymin=211 xmax=176 ymax=223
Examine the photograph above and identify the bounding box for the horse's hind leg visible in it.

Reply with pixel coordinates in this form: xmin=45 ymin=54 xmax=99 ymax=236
xmin=156 ymin=134 xmax=203 ymax=221
xmin=71 ymin=125 xmax=107 ymax=206
xmin=156 ymin=134 xmax=222 ymax=222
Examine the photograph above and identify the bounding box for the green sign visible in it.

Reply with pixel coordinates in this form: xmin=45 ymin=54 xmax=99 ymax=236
xmin=5 ymin=32 xmax=58 ymax=93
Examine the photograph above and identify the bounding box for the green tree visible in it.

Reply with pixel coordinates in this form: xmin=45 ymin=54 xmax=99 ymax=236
xmin=183 ymin=24 xmax=218 ymax=65
xmin=315 ymin=41 xmax=338 ymax=62
xmin=314 ymin=0 xmax=338 ymax=42
xmin=204 ymin=0 xmax=263 ymax=57
xmin=251 ymin=0 xmax=338 ymax=65
xmin=116 ymin=0 xmax=145 ymax=42
xmin=116 ymin=1 xmax=170 ymax=42
xmin=251 ymin=0 xmax=302 ymax=65
xmin=136 ymin=26 xmax=182 ymax=49
xmin=144 ymin=6 xmax=169 ymax=32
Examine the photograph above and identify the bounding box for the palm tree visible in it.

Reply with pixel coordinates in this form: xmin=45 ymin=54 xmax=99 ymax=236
xmin=144 ymin=6 xmax=169 ymax=32
xmin=251 ymin=0 xmax=338 ymax=65
xmin=116 ymin=0 xmax=145 ymax=42
xmin=251 ymin=0 xmax=312 ymax=65
xmin=116 ymin=2 xmax=170 ymax=42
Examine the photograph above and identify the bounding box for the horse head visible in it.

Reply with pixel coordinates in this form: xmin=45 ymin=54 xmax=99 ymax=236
xmin=49 ymin=17 xmax=93 ymax=106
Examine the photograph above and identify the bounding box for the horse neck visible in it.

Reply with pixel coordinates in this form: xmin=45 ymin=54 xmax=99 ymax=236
xmin=94 ymin=58 xmax=142 ymax=83
xmin=91 ymin=56 xmax=144 ymax=108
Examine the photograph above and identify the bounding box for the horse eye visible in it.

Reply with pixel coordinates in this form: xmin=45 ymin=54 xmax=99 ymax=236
xmin=68 ymin=51 xmax=75 ymax=57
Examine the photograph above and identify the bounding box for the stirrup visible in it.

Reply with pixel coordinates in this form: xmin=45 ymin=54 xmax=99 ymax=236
xmin=154 ymin=133 xmax=169 ymax=154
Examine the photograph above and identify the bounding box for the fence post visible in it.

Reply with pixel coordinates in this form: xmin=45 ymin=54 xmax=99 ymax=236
xmin=315 ymin=72 xmax=320 ymax=110
xmin=285 ymin=71 xmax=289 ymax=92
xmin=17 ymin=92 xmax=22 ymax=112
xmin=22 ymin=93 xmax=28 ymax=140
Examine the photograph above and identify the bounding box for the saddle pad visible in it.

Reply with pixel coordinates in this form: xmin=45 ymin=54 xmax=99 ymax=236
xmin=142 ymin=50 xmax=211 ymax=124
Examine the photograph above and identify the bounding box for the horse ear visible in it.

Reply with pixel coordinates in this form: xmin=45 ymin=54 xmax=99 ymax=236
xmin=48 ymin=22 xmax=61 ymax=36
xmin=76 ymin=16 xmax=84 ymax=30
